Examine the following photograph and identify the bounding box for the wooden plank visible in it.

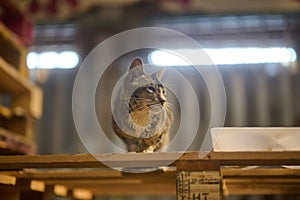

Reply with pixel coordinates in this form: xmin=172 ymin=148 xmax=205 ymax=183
xmin=223 ymin=181 xmax=300 ymax=195
xmin=53 ymin=185 xmax=68 ymax=196
xmin=30 ymin=180 xmax=45 ymax=192
xmin=0 ymin=56 xmax=31 ymax=92
xmin=2 ymin=167 xmax=300 ymax=197
xmin=1 ymin=170 xmax=176 ymax=185
xmin=0 ymin=105 xmax=12 ymax=118
xmin=222 ymin=168 xmax=300 ymax=176
xmin=73 ymin=188 xmax=93 ymax=200
xmin=176 ymin=160 xmax=220 ymax=171
xmin=0 ymin=174 xmax=16 ymax=185
xmin=225 ymin=178 xmax=300 ymax=184
xmin=87 ymin=183 xmax=176 ymax=196
xmin=2 ymin=170 xmax=123 ymax=179
xmin=0 ymin=151 xmax=299 ymax=170
xmin=222 ymin=167 xmax=300 ymax=196
xmin=1 ymin=169 xmax=177 ymax=196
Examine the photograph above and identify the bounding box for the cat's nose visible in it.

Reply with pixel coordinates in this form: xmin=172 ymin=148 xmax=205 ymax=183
xmin=159 ymin=98 xmax=166 ymax=105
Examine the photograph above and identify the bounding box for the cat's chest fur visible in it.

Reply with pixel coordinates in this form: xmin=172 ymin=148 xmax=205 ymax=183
xmin=112 ymin=58 xmax=173 ymax=153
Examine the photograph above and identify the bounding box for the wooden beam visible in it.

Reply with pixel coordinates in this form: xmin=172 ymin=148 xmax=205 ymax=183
xmin=87 ymin=183 xmax=175 ymax=196
xmin=223 ymin=180 xmax=300 ymax=195
xmin=0 ymin=151 xmax=299 ymax=170
xmin=2 ymin=170 xmax=176 ymax=185
xmin=2 ymin=170 xmax=123 ymax=179
xmin=222 ymin=167 xmax=300 ymax=196
xmin=222 ymin=168 xmax=300 ymax=176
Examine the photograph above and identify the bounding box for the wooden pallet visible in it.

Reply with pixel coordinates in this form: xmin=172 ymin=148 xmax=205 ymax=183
xmin=0 ymin=19 xmax=28 ymax=78
xmin=0 ymin=4 xmax=42 ymax=155
xmin=0 ymin=128 xmax=36 ymax=155
xmin=0 ymin=151 xmax=299 ymax=199
xmin=0 ymin=57 xmax=43 ymax=120
xmin=0 ymin=54 xmax=42 ymax=154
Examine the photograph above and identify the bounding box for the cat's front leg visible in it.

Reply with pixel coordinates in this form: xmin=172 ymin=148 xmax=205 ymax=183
xmin=143 ymin=146 xmax=155 ymax=153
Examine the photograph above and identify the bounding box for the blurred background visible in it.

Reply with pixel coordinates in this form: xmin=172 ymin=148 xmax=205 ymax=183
xmin=12 ymin=0 xmax=299 ymax=155
xmin=1 ymin=0 xmax=300 ymax=199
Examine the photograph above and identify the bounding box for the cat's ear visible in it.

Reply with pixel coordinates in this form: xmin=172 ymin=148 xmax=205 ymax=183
xmin=129 ymin=58 xmax=143 ymax=70
xmin=155 ymin=69 xmax=165 ymax=81
xmin=128 ymin=58 xmax=144 ymax=80
xmin=127 ymin=58 xmax=145 ymax=86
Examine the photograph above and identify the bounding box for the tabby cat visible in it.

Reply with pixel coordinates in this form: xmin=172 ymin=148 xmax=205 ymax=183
xmin=112 ymin=58 xmax=173 ymax=152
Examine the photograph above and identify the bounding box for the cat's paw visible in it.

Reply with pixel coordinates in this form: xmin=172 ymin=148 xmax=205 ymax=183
xmin=143 ymin=146 xmax=154 ymax=153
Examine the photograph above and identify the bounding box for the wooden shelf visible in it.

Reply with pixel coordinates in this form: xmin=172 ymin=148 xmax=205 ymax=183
xmin=0 ymin=152 xmax=299 ymax=199
xmin=0 ymin=1 xmax=41 ymax=157
xmin=0 ymin=56 xmax=43 ymax=119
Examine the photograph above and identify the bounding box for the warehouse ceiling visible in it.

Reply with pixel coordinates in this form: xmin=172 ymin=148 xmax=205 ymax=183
xmin=13 ymin=0 xmax=300 ymax=23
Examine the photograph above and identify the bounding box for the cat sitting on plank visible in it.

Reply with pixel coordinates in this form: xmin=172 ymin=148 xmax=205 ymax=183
xmin=112 ymin=58 xmax=173 ymax=152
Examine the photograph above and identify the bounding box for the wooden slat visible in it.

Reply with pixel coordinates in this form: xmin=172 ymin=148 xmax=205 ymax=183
xmin=72 ymin=188 xmax=93 ymax=200
xmin=1 ymin=169 xmax=177 ymax=196
xmin=0 ymin=151 xmax=299 ymax=169
xmin=87 ymin=183 xmax=176 ymax=196
xmin=53 ymin=185 xmax=68 ymax=196
xmin=2 ymin=170 xmax=176 ymax=184
xmin=0 ymin=105 xmax=12 ymax=118
xmin=222 ymin=167 xmax=300 ymax=196
xmin=222 ymin=168 xmax=300 ymax=176
xmin=0 ymin=174 xmax=16 ymax=186
xmin=2 ymin=170 xmax=123 ymax=179
xmin=223 ymin=180 xmax=300 ymax=195
xmin=30 ymin=180 xmax=45 ymax=192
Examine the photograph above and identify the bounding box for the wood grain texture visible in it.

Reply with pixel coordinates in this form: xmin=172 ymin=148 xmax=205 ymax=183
xmin=0 ymin=151 xmax=299 ymax=169
xmin=1 ymin=167 xmax=300 ymax=196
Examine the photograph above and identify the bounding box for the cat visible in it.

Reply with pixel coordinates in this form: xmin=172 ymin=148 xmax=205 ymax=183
xmin=112 ymin=58 xmax=173 ymax=153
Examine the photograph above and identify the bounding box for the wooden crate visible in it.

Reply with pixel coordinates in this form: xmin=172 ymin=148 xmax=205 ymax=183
xmin=0 ymin=151 xmax=299 ymax=199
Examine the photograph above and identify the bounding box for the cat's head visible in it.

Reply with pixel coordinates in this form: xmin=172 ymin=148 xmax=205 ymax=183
xmin=124 ymin=58 xmax=167 ymax=114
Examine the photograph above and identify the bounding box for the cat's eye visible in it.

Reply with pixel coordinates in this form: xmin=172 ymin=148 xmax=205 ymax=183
xmin=147 ymin=86 xmax=155 ymax=93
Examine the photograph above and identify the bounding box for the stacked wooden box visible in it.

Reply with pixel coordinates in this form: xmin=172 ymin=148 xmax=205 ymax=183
xmin=0 ymin=12 xmax=43 ymax=155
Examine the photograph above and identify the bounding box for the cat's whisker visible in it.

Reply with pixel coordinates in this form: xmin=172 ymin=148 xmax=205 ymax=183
xmin=166 ymin=102 xmax=174 ymax=109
